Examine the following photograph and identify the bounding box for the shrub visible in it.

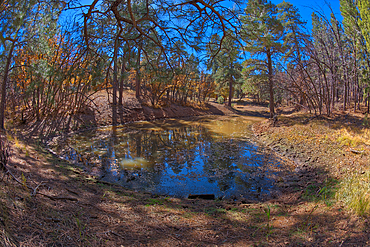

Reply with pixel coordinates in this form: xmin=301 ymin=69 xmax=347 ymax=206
xmin=217 ymin=96 xmax=224 ymax=104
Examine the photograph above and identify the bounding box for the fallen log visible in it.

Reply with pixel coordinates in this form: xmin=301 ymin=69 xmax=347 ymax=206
xmin=188 ymin=194 xmax=215 ymax=200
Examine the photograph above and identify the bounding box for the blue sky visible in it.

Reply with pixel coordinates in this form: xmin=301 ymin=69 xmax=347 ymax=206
xmin=72 ymin=0 xmax=343 ymax=31
xmin=270 ymin=0 xmax=342 ymax=30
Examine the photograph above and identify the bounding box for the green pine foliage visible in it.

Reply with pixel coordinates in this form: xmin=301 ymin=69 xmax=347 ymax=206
xmin=241 ymin=0 xmax=285 ymax=118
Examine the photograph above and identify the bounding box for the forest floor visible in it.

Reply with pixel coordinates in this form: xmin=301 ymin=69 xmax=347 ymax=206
xmin=1 ymin=92 xmax=370 ymax=246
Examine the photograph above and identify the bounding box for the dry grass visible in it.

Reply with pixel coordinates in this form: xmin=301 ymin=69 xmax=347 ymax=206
xmin=335 ymin=127 xmax=370 ymax=147
xmin=336 ymin=171 xmax=370 ymax=216
xmin=256 ymin=112 xmax=370 ymax=218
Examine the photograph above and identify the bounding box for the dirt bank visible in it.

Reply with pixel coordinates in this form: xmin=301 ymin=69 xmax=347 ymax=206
xmin=76 ymin=90 xmax=234 ymax=128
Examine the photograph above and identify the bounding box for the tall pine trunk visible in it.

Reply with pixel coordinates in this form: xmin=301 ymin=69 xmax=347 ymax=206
xmin=112 ymin=36 xmax=118 ymax=126
xmin=0 ymin=41 xmax=16 ymax=130
xmin=267 ymin=49 xmax=274 ymax=119
xmin=135 ymin=47 xmax=142 ymax=99
xmin=228 ymin=77 xmax=233 ymax=107
xmin=343 ymin=81 xmax=348 ymax=111
xmin=119 ymin=60 xmax=126 ymax=105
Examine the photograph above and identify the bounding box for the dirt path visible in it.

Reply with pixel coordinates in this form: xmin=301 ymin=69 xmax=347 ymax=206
xmin=1 ymin=96 xmax=369 ymax=246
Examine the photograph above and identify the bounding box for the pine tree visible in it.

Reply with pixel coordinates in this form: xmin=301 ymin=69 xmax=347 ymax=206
xmin=241 ymin=0 xmax=284 ymax=118
xmin=277 ymin=1 xmax=308 ymax=64
xmin=0 ymin=0 xmax=62 ymax=129
xmin=208 ymin=33 xmax=242 ymax=107
xmin=340 ymin=0 xmax=363 ymax=111
xmin=357 ymin=0 xmax=370 ymax=53
xmin=357 ymin=0 xmax=370 ymax=112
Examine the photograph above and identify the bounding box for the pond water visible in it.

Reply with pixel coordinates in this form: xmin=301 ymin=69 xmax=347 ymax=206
xmin=51 ymin=116 xmax=286 ymax=200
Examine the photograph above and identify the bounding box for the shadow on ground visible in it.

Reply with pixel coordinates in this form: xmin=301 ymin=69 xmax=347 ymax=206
xmin=1 ymin=136 xmax=369 ymax=246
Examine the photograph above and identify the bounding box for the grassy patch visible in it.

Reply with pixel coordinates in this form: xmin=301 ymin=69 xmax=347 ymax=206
xmin=335 ymin=127 xmax=370 ymax=147
xmin=304 ymin=179 xmax=337 ymax=202
xmin=337 ymin=133 xmax=363 ymax=147
xmin=145 ymin=197 xmax=169 ymax=206
xmin=336 ymin=170 xmax=370 ymax=216
xmin=182 ymin=211 xmax=197 ymax=218
xmin=204 ymin=207 xmax=226 ymax=216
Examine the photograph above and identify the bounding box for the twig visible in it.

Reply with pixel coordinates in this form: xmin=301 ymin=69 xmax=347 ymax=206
xmin=6 ymin=170 xmax=27 ymax=188
xmin=339 ymin=238 xmax=348 ymax=247
xmin=38 ymin=194 xmax=78 ymax=201
xmin=65 ymin=188 xmax=79 ymax=195
xmin=32 ymin=181 xmax=45 ymax=196
xmin=110 ymin=230 xmax=125 ymax=239
xmin=350 ymin=149 xmax=364 ymax=154
xmin=97 ymin=230 xmax=125 ymax=239
xmin=95 ymin=179 xmax=116 ymax=186
xmin=97 ymin=230 xmax=112 ymax=237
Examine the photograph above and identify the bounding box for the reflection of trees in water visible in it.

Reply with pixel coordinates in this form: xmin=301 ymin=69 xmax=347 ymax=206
xmin=202 ymin=139 xmax=244 ymax=192
xmin=202 ymin=139 xmax=275 ymax=193
xmin=63 ymin=121 xmax=279 ymax=197
xmin=84 ymin=124 xmax=214 ymax=176
xmin=118 ymin=125 xmax=213 ymax=173
xmin=102 ymin=125 xmax=218 ymax=189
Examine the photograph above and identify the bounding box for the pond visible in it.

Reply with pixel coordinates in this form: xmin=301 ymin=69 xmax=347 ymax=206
xmin=51 ymin=116 xmax=287 ymax=200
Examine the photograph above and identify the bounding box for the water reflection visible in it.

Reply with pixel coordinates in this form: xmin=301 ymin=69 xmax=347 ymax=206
xmin=55 ymin=116 xmax=283 ymax=199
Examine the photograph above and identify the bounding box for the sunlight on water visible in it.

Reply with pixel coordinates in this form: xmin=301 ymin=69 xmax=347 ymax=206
xmin=119 ymin=158 xmax=149 ymax=170
xmin=52 ymin=116 xmax=285 ymax=200
xmin=202 ymin=117 xmax=253 ymax=137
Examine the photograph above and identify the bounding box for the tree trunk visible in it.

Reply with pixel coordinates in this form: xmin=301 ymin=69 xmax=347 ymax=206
xmin=267 ymin=49 xmax=274 ymax=119
xmin=343 ymin=80 xmax=348 ymax=111
xmin=0 ymin=41 xmax=16 ymax=130
xmin=228 ymin=77 xmax=233 ymax=107
xmin=354 ymin=83 xmax=357 ymax=112
xmin=112 ymin=36 xmax=118 ymax=126
xmin=36 ymin=86 xmax=40 ymax=121
xmin=135 ymin=47 xmax=142 ymax=99
xmin=118 ymin=60 xmax=126 ymax=105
